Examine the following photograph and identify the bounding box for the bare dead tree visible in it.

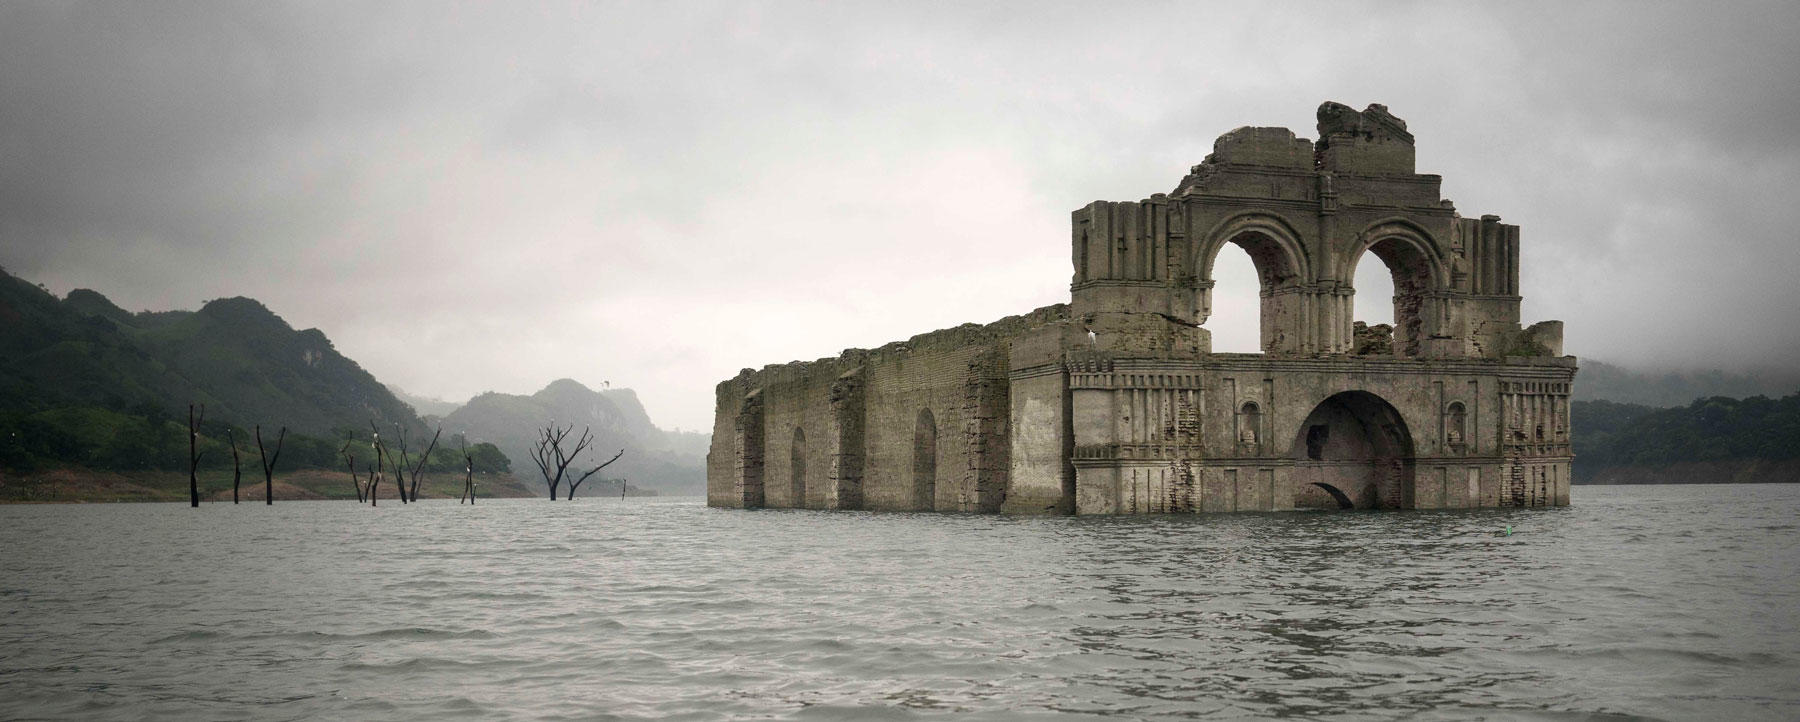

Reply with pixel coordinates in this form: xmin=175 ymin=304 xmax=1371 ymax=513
xmin=187 ymin=404 xmax=205 ymax=508
xmin=459 ymin=438 xmax=476 ymax=505
xmin=620 ymin=477 xmax=629 ymax=500
xmin=530 ymin=424 xmax=594 ymax=500
xmin=567 ymin=449 xmax=625 ymax=500
xmin=340 ymin=435 xmax=365 ymax=502
xmin=369 ymin=425 xmax=389 ymax=506
xmin=256 ymin=425 xmax=286 ymax=505
xmin=386 ymin=423 xmax=411 ymax=505
xmin=407 ymin=427 xmax=441 ymax=502
xmin=227 ymin=428 xmax=243 ymax=504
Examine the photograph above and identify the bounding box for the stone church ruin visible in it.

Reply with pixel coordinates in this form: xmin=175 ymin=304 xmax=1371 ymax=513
xmin=708 ymin=101 xmax=1575 ymax=514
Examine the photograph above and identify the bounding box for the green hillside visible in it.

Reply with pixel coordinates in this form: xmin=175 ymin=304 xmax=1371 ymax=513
xmin=1574 ymin=395 xmax=1800 ymax=468
xmin=0 ymin=267 xmax=482 ymax=475
xmin=0 ymin=266 xmax=707 ymax=496
xmin=1572 ymin=395 xmax=1800 ymax=483
xmin=0 ymin=267 xmax=421 ymax=437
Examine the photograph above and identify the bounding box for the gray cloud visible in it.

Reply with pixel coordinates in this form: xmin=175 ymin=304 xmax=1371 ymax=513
xmin=3 ymin=0 xmax=1797 ymax=430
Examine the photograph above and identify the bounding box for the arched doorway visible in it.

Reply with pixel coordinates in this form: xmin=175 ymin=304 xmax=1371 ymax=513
xmin=913 ymin=409 xmax=937 ymax=510
xmin=1289 ymin=391 xmax=1416 ymax=509
xmin=790 ymin=427 xmax=806 ymax=509
xmin=735 ymin=390 xmax=765 ymax=509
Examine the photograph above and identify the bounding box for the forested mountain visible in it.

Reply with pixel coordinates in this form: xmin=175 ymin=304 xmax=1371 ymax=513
xmin=1572 ymin=395 xmax=1800 ymax=483
xmin=1569 ymin=360 xmax=1800 ymax=483
xmin=442 ymin=379 xmax=707 ymax=495
xmin=0 ymin=267 xmax=708 ymax=493
xmin=0 ymin=267 xmax=422 ymax=437
xmin=0 ymin=267 xmax=461 ymax=473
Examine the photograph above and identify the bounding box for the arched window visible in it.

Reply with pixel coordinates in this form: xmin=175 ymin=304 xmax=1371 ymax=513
xmin=1196 ymin=224 xmax=1306 ymax=355
xmin=1445 ymin=401 xmax=1467 ymax=450
xmin=1351 ymin=236 xmax=1436 ymax=357
xmin=1238 ymin=401 xmax=1262 ymax=447
xmin=790 ymin=427 xmax=806 ymax=508
xmin=913 ymin=409 xmax=936 ymax=510
xmin=1208 ymin=245 xmax=1262 ymax=353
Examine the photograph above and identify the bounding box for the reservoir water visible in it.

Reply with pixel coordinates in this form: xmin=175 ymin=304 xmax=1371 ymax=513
xmin=2 ymin=485 xmax=1797 ymax=720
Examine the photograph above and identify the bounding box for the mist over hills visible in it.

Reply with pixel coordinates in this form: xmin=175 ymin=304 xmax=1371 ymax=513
xmin=388 ymin=386 xmax=461 ymax=417
xmin=440 ymin=379 xmax=708 ymax=496
xmin=1575 ymin=359 xmax=1800 ymax=408
xmin=1570 ymin=360 xmax=1800 ymax=484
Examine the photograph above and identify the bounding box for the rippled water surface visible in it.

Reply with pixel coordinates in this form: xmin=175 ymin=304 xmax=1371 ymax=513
xmin=3 ymin=485 xmax=1798 ymax=720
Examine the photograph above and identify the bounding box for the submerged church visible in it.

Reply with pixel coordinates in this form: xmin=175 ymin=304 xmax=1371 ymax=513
xmin=708 ymin=101 xmax=1576 ymax=514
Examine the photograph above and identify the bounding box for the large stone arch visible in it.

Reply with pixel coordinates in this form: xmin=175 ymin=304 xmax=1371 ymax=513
xmin=1345 ymin=219 xmax=1453 ymax=357
xmin=1287 ymin=390 xmax=1417 ymax=510
xmin=1193 ymin=211 xmax=1314 ymax=353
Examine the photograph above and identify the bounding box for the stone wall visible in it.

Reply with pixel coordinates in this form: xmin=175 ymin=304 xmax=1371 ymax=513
xmin=1055 ymin=354 xmax=1575 ymax=515
xmin=708 ymin=306 xmax=1069 ymax=511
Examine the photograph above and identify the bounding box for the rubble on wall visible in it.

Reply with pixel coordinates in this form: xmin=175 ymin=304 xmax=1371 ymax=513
xmin=1352 ymin=322 xmax=1394 ymax=356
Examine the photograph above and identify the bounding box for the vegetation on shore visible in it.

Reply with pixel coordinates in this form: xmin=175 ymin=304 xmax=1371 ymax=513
xmin=1573 ymin=394 xmax=1800 ymax=483
xmin=0 ymin=403 xmax=510 ymax=477
xmin=1 ymin=267 xmax=700 ymax=500
xmin=0 ymin=467 xmax=537 ymax=504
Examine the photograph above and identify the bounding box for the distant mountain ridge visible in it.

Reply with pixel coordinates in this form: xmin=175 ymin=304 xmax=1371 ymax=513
xmin=388 ymin=386 xmax=462 ymax=418
xmin=1573 ymin=395 xmax=1800 ymax=484
xmin=441 ymin=379 xmax=707 ymax=495
xmin=1569 ymin=360 xmax=1800 ymax=484
xmin=1 ymin=267 xmax=710 ymax=493
xmin=0 ymin=267 xmax=421 ymax=437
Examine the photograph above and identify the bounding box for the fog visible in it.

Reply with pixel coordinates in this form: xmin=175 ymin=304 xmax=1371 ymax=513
xmin=3 ymin=1 xmax=1796 ymax=429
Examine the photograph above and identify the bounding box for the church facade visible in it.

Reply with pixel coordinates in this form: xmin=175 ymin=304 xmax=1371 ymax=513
xmin=708 ymin=102 xmax=1576 ymax=514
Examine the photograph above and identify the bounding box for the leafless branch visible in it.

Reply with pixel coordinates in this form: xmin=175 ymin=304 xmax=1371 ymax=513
xmin=567 ymin=448 xmax=624 ymax=499
xmin=256 ymin=425 xmax=286 ymax=505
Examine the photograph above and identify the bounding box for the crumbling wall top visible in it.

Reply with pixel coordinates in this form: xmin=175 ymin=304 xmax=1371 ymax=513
xmin=1315 ymin=101 xmax=1417 ymax=175
xmin=1205 ymin=126 xmax=1314 ymax=170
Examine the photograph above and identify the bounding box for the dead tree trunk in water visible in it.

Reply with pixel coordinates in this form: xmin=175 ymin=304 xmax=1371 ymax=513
xmin=621 ymin=477 xmax=629 ymax=500
xmin=368 ymin=427 xmax=387 ymax=507
xmin=530 ymin=424 xmax=594 ymax=500
xmin=256 ymin=425 xmax=286 ymax=505
xmin=567 ymin=449 xmax=624 ymax=500
xmin=340 ymin=436 xmax=364 ymax=502
xmin=187 ymin=404 xmax=205 ymax=508
xmin=386 ymin=423 xmax=410 ymax=505
xmin=407 ymin=427 xmax=441 ymax=502
xmin=227 ymin=428 xmax=243 ymax=504
xmin=459 ymin=439 xmax=475 ymax=505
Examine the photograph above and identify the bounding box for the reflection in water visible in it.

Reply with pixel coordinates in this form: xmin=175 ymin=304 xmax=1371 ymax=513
xmin=1 ymin=487 xmax=1798 ymax=720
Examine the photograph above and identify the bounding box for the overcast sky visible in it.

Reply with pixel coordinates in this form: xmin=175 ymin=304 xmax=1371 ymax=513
xmin=3 ymin=1 xmax=1797 ymax=431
